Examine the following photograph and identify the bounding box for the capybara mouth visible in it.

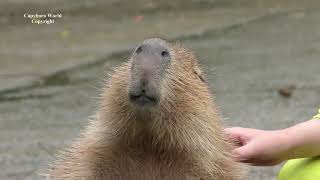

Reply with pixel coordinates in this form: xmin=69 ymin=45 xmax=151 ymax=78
xmin=129 ymin=93 xmax=158 ymax=106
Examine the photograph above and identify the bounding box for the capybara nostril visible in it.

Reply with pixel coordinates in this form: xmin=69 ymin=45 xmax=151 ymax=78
xmin=135 ymin=46 xmax=143 ymax=54
xmin=161 ymin=50 xmax=170 ymax=58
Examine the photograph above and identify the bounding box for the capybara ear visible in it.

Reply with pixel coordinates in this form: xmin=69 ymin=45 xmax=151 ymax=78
xmin=193 ymin=65 xmax=206 ymax=83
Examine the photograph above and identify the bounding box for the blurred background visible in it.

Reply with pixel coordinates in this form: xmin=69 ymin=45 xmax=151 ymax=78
xmin=1 ymin=0 xmax=320 ymax=179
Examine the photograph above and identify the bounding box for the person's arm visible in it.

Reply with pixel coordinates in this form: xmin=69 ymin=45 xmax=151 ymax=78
xmin=282 ymin=118 xmax=320 ymax=159
xmin=225 ymin=116 xmax=320 ymax=166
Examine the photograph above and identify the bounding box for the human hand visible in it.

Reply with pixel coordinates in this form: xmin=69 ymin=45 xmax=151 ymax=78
xmin=225 ymin=127 xmax=291 ymax=166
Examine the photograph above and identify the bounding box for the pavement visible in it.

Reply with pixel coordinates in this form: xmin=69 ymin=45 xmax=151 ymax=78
xmin=0 ymin=0 xmax=320 ymax=179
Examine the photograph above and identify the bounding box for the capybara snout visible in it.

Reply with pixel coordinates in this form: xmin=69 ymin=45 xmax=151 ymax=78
xmin=129 ymin=38 xmax=171 ymax=107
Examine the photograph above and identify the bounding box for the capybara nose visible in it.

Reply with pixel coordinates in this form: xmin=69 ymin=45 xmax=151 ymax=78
xmin=133 ymin=39 xmax=171 ymax=65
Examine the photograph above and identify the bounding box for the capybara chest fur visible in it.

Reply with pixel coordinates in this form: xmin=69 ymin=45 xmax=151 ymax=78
xmin=46 ymin=38 xmax=244 ymax=180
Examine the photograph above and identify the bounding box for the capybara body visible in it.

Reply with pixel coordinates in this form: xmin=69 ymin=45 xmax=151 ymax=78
xmin=46 ymin=38 xmax=244 ymax=180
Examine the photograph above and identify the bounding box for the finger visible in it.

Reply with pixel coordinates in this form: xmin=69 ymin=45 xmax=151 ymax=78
xmin=224 ymin=127 xmax=250 ymax=146
xmin=224 ymin=127 xmax=244 ymax=134
xmin=224 ymin=127 xmax=244 ymax=140
xmin=232 ymin=142 xmax=258 ymax=163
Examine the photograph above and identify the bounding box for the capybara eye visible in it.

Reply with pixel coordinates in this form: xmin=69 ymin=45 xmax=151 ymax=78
xmin=135 ymin=46 xmax=142 ymax=54
xmin=161 ymin=50 xmax=169 ymax=58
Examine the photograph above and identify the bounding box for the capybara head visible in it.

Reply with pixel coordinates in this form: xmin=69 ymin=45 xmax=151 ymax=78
xmin=128 ymin=38 xmax=206 ymax=110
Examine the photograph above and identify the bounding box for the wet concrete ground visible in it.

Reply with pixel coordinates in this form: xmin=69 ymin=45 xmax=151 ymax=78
xmin=1 ymin=1 xmax=320 ymax=179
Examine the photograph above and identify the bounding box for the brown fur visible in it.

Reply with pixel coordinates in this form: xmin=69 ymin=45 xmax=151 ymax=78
xmin=45 ymin=39 xmax=244 ymax=180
